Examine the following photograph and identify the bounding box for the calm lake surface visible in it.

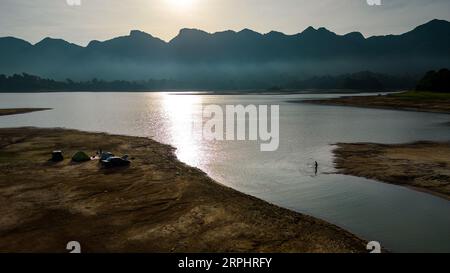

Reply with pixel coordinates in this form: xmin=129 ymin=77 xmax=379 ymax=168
xmin=1 ymin=92 xmax=449 ymax=252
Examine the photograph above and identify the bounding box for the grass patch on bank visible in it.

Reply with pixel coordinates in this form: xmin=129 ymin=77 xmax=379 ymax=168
xmin=389 ymin=91 xmax=450 ymax=100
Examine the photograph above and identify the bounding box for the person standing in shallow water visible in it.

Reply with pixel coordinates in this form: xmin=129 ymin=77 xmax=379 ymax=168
xmin=314 ymin=161 xmax=318 ymax=175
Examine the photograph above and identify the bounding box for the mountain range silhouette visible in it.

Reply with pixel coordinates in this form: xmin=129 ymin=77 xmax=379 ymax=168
xmin=0 ymin=19 xmax=449 ymax=88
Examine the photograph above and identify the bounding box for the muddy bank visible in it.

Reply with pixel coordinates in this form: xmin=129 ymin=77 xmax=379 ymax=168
xmin=334 ymin=142 xmax=450 ymax=200
xmin=0 ymin=127 xmax=367 ymax=253
xmin=300 ymin=91 xmax=450 ymax=114
xmin=0 ymin=108 xmax=51 ymax=116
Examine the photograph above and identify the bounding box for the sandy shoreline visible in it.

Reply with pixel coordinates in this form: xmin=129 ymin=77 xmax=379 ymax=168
xmin=0 ymin=108 xmax=51 ymax=116
xmin=297 ymin=91 xmax=450 ymax=114
xmin=333 ymin=142 xmax=450 ymax=201
xmin=0 ymin=127 xmax=367 ymax=253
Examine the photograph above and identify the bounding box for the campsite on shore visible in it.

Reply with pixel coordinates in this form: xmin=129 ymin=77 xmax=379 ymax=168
xmin=0 ymin=126 xmax=367 ymax=253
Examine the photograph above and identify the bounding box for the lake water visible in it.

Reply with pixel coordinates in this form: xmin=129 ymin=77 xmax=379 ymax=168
xmin=0 ymin=92 xmax=449 ymax=253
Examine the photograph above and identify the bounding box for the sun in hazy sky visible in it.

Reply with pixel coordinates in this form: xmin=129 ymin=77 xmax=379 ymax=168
xmin=166 ymin=0 xmax=195 ymax=10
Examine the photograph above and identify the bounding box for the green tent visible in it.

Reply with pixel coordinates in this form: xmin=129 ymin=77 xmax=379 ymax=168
xmin=71 ymin=151 xmax=90 ymax=163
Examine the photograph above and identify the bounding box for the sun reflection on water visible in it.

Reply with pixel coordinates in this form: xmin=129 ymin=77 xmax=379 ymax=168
xmin=161 ymin=93 xmax=204 ymax=167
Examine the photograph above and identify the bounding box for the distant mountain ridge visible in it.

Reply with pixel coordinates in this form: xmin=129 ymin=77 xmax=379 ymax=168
xmin=0 ymin=19 xmax=449 ymax=89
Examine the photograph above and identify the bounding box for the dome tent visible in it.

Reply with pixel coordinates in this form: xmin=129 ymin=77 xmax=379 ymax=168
xmin=51 ymin=150 xmax=63 ymax=162
xmin=71 ymin=151 xmax=90 ymax=162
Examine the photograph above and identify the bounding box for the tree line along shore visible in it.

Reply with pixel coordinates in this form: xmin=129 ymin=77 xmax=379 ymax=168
xmin=299 ymin=68 xmax=450 ymax=113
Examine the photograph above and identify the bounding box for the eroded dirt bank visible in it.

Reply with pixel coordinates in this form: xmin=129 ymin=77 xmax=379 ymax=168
xmin=334 ymin=142 xmax=450 ymax=200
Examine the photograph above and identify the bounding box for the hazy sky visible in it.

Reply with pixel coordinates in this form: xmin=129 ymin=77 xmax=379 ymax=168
xmin=1 ymin=0 xmax=449 ymax=46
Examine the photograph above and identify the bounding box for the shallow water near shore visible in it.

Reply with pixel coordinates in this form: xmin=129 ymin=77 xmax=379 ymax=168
xmin=0 ymin=91 xmax=449 ymax=253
